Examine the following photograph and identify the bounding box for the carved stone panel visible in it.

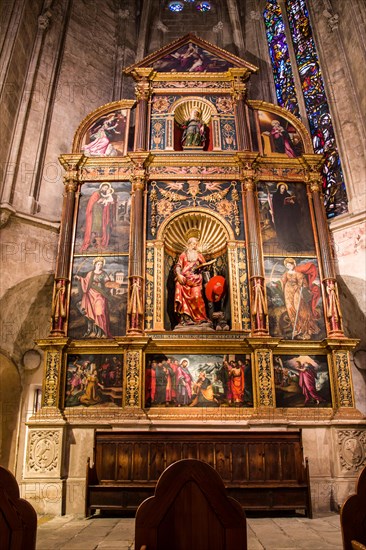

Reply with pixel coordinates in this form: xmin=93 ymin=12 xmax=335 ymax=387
xmin=24 ymin=428 xmax=64 ymax=478
xmin=338 ymin=430 xmax=366 ymax=473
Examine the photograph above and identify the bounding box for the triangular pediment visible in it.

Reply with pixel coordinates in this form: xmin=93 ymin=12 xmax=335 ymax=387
xmin=124 ymin=34 xmax=258 ymax=75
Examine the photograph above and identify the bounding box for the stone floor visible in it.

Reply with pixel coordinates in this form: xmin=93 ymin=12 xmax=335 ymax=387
xmin=36 ymin=513 xmax=344 ymax=550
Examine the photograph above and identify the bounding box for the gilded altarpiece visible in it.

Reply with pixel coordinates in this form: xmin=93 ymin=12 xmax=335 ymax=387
xmin=24 ymin=35 xmax=362 ymax=516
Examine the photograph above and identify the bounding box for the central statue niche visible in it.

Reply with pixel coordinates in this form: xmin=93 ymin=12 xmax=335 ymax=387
xmin=173 ymin=98 xmax=213 ymax=151
xmin=162 ymin=210 xmax=231 ymax=332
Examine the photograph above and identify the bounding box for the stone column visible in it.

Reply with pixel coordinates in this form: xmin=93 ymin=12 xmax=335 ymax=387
xmin=50 ymin=155 xmax=85 ymax=336
xmin=132 ymin=68 xmax=153 ymax=152
xmin=306 ymin=161 xmax=344 ymax=338
xmin=127 ymin=154 xmax=149 ymax=334
xmin=240 ymin=159 xmax=268 ymax=335
xmin=230 ymin=69 xmax=252 ymax=151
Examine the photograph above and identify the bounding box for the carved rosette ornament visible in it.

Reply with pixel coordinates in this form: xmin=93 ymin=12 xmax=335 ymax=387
xmin=338 ymin=430 xmax=366 ymax=472
xmin=125 ymin=350 xmax=141 ymax=407
xmin=334 ymin=351 xmax=354 ymax=408
xmin=256 ymin=350 xmax=274 ymax=407
xmin=25 ymin=429 xmax=62 ymax=478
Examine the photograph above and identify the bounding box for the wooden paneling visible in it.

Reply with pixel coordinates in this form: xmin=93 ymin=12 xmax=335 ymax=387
xmin=86 ymin=430 xmax=311 ymax=517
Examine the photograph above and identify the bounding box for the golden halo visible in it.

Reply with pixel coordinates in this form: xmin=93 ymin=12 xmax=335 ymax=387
xmin=283 ymin=257 xmax=296 ymax=266
xmin=276 ymin=182 xmax=288 ymax=190
xmin=93 ymin=256 xmax=106 ymax=265
xmin=185 ymin=228 xmax=201 ymax=242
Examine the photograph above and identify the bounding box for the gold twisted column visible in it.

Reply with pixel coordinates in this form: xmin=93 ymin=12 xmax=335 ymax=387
xmin=241 ymin=161 xmax=269 ymax=335
xmin=50 ymin=154 xmax=85 ymax=336
xmin=132 ymin=68 xmax=153 ymax=152
xmin=306 ymin=162 xmax=344 ymax=338
xmin=128 ymin=154 xmax=149 ymax=334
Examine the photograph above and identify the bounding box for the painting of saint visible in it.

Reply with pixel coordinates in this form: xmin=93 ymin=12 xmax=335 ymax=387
xmin=257 ymin=181 xmax=315 ymax=254
xmin=265 ymin=257 xmax=325 ymax=340
xmin=274 ymin=355 xmax=332 ymax=408
xmin=152 ymin=43 xmax=230 ymax=73
xmin=68 ymin=256 xmax=128 ymax=339
xmin=65 ymin=354 xmax=123 ymax=407
xmin=75 ymin=181 xmax=131 ymax=254
xmin=81 ymin=109 xmax=128 ymax=157
xmin=258 ymin=110 xmax=304 ymax=158
xmin=145 ymin=354 xmax=253 ymax=408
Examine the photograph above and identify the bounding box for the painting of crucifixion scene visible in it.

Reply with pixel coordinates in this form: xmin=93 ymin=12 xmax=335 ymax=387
xmin=264 ymin=256 xmax=325 ymax=340
xmin=145 ymin=354 xmax=253 ymax=408
xmin=68 ymin=255 xmax=128 ymax=339
xmin=74 ymin=181 xmax=131 ymax=255
xmin=274 ymin=354 xmax=332 ymax=408
xmin=80 ymin=109 xmax=129 ymax=157
xmin=64 ymin=354 xmax=123 ymax=407
xmin=257 ymin=181 xmax=316 ymax=255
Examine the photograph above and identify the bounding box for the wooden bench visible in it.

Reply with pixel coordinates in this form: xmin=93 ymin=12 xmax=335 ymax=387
xmin=85 ymin=430 xmax=312 ymax=518
xmin=135 ymin=458 xmax=247 ymax=550
xmin=0 ymin=466 xmax=37 ymax=550
xmin=340 ymin=464 xmax=366 ymax=550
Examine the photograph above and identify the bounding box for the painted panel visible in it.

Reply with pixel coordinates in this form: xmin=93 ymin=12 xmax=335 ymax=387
xmin=257 ymin=181 xmax=315 ymax=255
xmin=75 ymin=181 xmax=131 ymax=255
xmin=264 ymin=256 xmax=325 ymax=340
xmin=258 ymin=110 xmax=304 ymax=157
xmin=64 ymin=354 xmax=123 ymax=407
xmin=68 ymin=255 xmax=128 ymax=339
xmin=145 ymin=354 xmax=253 ymax=408
xmin=151 ymin=43 xmax=231 ymax=73
xmin=273 ymin=354 xmax=332 ymax=407
xmin=81 ymin=109 xmax=129 ymax=157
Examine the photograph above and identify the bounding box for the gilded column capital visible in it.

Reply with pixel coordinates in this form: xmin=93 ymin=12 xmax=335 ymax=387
xmin=228 ymin=68 xmax=251 ymax=102
xmin=59 ymin=154 xmax=87 ymax=172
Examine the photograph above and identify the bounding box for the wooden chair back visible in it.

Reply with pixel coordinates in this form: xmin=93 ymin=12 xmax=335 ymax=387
xmin=0 ymin=466 xmax=37 ymax=550
xmin=340 ymin=464 xmax=366 ymax=550
xmin=135 ymin=458 xmax=247 ymax=550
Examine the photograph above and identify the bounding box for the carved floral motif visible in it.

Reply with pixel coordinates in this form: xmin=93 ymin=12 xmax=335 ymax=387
xmin=126 ymin=351 xmax=140 ymax=407
xmin=257 ymin=350 xmax=274 ymax=407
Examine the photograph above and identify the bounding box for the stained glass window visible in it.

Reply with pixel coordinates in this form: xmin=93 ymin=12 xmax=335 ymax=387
xmin=263 ymin=0 xmax=348 ymax=218
xmin=263 ymin=0 xmax=300 ymax=116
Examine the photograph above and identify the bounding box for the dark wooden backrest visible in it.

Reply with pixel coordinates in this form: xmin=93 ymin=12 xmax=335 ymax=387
xmin=0 ymin=466 xmax=37 ymax=550
xmin=134 ymin=458 xmax=247 ymax=550
xmin=90 ymin=430 xmax=307 ymax=485
xmin=340 ymin=464 xmax=366 ymax=550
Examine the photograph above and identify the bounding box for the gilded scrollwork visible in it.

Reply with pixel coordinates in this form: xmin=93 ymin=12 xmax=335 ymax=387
xmin=256 ymin=350 xmax=274 ymax=407
xmin=147 ymin=180 xmax=243 ymax=239
xmin=338 ymin=430 xmax=366 ymax=472
xmin=334 ymin=351 xmax=354 ymax=408
xmin=43 ymin=351 xmax=61 ymax=408
xmin=145 ymin=245 xmax=155 ymax=330
xmin=237 ymin=246 xmax=250 ymax=330
xmin=125 ymin=350 xmax=141 ymax=407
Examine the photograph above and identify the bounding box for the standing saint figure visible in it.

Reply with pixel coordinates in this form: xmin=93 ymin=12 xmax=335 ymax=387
xmin=81 ymin=182 xmax=117 ymax=252
xmin=181 ymin=108 xmax=206 ymax=147
xmin=174 ymin=229 xmax=211 ymax=327
xmin=281 ymin=258 xmax=321 ymax=340
xmin=74 ymin=256 xmax=112 ymax=338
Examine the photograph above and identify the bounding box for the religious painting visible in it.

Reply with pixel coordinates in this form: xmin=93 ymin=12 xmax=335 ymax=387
xmin=257 ymin=181 xmax=315 ymax=254
xmin=81 ymin=109 xmax=129 ymax=157
xmin=64 ymin=354 xmax=123 ymax=407
xmin=68 ymin=255 xmax=128 ymax=339
xmin=273 ymin=354 xmax=332 ymax=408
xmin=145 ymin=354 xmax=253 ymax=408
xmin=74 ymin=181 xmax=131 ymax=255
xmin=257 ymin=110 xmax=304 ymax=158
xmin=151 ymin=42 xmax=231 ymax=73
xmin=264 ymin=256 xmax=325 ymax=340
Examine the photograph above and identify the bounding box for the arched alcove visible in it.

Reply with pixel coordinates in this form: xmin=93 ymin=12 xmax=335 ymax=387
xmin=0 ymin=353 xmax=21 ymax=470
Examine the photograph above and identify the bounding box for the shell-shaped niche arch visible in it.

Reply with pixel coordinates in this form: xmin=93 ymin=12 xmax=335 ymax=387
xmin=160 ymin=209 xmax=233 ymax=258
xmin=174 ymin=98 xmax=214 ymax=126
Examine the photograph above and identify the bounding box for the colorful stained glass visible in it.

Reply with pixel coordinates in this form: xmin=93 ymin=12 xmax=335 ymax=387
xmin=196 ymin=1 xmax=211 ymax=11
xmin=285 ymin=0 xmax=348 ymax=217
xmin=263 ymin=1 xmax=300 ymax=117
xmin=169 ymin=1 xmax=184 ymax=12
